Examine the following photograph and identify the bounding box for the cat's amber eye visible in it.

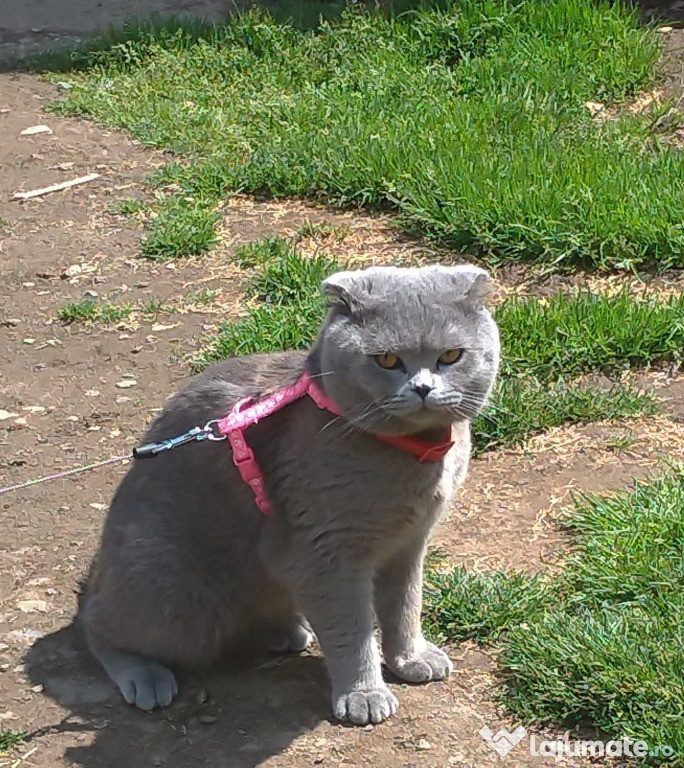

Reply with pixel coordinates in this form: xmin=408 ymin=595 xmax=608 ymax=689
xmin=375 ymin=353 xmax=403 ymax=370
xmin=438 ymin=349 xmax=464 ymax=365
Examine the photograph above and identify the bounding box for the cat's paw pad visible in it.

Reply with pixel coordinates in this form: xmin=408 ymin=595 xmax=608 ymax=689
xmin=387 ymin=642 xmax=453 ymax=684
xmin=115 ymin=659 xmax=179 ymax=711
xmin=333 ymin=687 xmax=399 ymax=725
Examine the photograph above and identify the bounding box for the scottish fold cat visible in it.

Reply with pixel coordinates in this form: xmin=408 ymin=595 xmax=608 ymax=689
xmin=81 ymin=264 xmax=500 ymax=726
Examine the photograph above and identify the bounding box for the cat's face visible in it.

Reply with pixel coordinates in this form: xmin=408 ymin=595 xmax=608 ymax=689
xmin=314 ymin=265 xmax=500 ymax=435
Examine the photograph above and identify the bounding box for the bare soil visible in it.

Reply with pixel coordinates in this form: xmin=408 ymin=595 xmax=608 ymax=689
xmin=1 ymin=70 xmax=683 ymax=768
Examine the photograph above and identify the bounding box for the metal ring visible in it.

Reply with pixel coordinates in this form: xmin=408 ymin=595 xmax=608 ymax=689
xmin=203 ymin=419 xmax=227 ymax=441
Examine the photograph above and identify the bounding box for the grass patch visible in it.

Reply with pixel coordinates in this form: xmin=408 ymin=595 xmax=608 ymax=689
xmin=140 ymin=196 xmax=219 ymax=260
xmin=295 ymin=220 xmax=349 ymax=242
xmin=58 ymin=291 xmax=220 ymax=326
xmin=58 ymin=299 xmax=133 ymax=324
xmin=195 ymin=237 xmax=336 ymax=362
xmin=46 ymin=1 xmax=684 ymax=268
xmin=473 ymin=378 xmax=657 ymax=454
xmin=0 ymin=729 xmax=26 ymax=753
xmin=499 ymin=292 xmax=684 ymax=381
xmin=246 ymin=244 xmax=338 ymax=304
xmin=423 ymin=472 xmax=684 ymax=763
xmin=423 ymin=561 xmax=548 ymax=644
xmin=187 ymin=288 xmax=220 ymax=306
xmin=112 ymin=198 xmax=147 ymax=216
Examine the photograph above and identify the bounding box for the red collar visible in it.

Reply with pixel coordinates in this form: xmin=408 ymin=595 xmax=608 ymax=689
xmin=373 ymin=431 xmax=454 ymax=462
xmin=305 ymin=373 xmax=454 ymax=463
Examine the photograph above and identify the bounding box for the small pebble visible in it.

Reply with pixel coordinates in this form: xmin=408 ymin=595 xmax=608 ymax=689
xmin=31 ymin=684 xmax=44 ymax=693
xmin=198 ymin=715 xmax=217 ymax=725
xmin=17 ymin=599 xmax=48 ymax=613
xmin=84 ymin=290 xmax=99 ymax=298
xmin=417 ymin=739 xmax=432 ymax=751
xmin=23 ymin=338 xmax=36 ymax=345
xmin=116 ymin=380 xmax=137 ymax=389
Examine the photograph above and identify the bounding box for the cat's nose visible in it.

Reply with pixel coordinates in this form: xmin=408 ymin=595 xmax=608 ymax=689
xmin=413 ymin=383 xmax=433 ymax=400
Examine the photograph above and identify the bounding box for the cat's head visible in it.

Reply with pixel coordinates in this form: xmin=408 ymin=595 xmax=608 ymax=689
xmin=311 ymin=265 xmax=500 ymax=435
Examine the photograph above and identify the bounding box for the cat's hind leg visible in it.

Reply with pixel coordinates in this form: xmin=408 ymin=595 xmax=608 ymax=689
xmin=259 ymin=615 xmax=314 ymax=654
xmin=85 ymin=627 xmax=178 ymax=711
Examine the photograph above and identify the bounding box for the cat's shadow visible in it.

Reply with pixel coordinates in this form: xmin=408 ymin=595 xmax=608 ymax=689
xmin=24 ymin=623 xmax=330 ymax=767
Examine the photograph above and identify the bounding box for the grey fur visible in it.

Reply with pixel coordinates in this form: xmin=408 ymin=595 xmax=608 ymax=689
xmin=81 ymin=264 xmax=500 ymax=725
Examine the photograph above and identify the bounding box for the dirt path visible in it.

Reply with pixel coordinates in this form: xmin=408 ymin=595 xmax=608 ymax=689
xmin=1 ymin=74 xmax=682 ymax=768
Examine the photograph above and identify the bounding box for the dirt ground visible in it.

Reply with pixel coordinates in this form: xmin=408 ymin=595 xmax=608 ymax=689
xmin=1 ymin=33 xmax=684 ymax=768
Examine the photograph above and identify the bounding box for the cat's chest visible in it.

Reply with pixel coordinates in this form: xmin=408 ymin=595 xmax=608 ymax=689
xmin=276 ymin=434 xmax=462 ymax=537
xmin=252 ymin=401 xmax=468 ymax=544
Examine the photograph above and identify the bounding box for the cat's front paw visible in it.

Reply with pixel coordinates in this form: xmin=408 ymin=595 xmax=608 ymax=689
xmin=386 ymin=641 xmax=453 ymax=684
xmin=333 ymin=686 xmax=399 ymax=725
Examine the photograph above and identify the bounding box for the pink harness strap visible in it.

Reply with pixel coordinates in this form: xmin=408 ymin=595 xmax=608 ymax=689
xmin=216 ymin=372 xmax=339 ymax=515
xmin=216 ymin=371 xmax=453 ymax=516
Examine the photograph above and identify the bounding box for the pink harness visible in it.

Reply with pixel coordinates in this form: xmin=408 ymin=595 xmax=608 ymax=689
xmin=215 ymin=371 xmax=454 ymax=515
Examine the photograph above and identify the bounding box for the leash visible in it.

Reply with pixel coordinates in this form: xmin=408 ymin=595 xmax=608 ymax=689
xmin=0 ymin=453 xmax=132 ymax=495
xmin=0 ymin=420 xmax=226 ymax=497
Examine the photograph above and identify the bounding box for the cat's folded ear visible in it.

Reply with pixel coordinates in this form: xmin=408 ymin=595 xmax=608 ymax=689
xmin=321 ymin=270 xmax=370 ymax=316
xmin=438 ymin=264 xmax=492 ymax=305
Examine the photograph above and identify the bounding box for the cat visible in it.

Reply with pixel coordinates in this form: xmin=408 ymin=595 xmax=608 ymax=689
xmin=80 ymin=264 xmax=500 ymax=726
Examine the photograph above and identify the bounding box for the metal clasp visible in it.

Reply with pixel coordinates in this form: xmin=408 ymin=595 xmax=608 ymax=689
xmin=202 ymin=419 xmax=227 ymax=441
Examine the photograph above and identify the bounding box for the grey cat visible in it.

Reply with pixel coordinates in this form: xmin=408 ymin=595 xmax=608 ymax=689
xmin=80 ymin=264 xmax=500 ymax=726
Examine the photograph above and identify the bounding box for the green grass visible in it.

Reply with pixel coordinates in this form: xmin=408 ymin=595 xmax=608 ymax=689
xmin=58 ymin=290 xmax=220 ymax=325
xmin=0 ymin=729 xmax=26 ymax=752
xmin=196 ymin=239 xmax=336 ymax=361
xmin=498 ymin=292 xmax=684 ymax=381
xmin=423 ymin=559 xmax=548 ymax=644
xmin=472 ymin=378 xmax=657 ymax=454
xmin=140 ymin=196 xmax=220 ymax=260
xmin=57 ymin=299 xmax=133 ymax=324
xmin=422 ymin=472 xmax=684 ymax=764
xmin=45 ymin=1 xmax=684 ymax=269
xmin=112 ymin=197 xmax=147 ymax=216
xmin=187 ymin=288 xmax=220 ymax=306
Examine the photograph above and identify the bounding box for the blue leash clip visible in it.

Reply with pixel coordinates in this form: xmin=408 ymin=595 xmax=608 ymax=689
xmin=132 ymin=420 xmax=226 ymax=459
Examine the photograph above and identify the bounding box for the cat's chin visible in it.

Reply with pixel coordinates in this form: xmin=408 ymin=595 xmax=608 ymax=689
xmin=364 ymin=407 xmax=458 ymax=436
